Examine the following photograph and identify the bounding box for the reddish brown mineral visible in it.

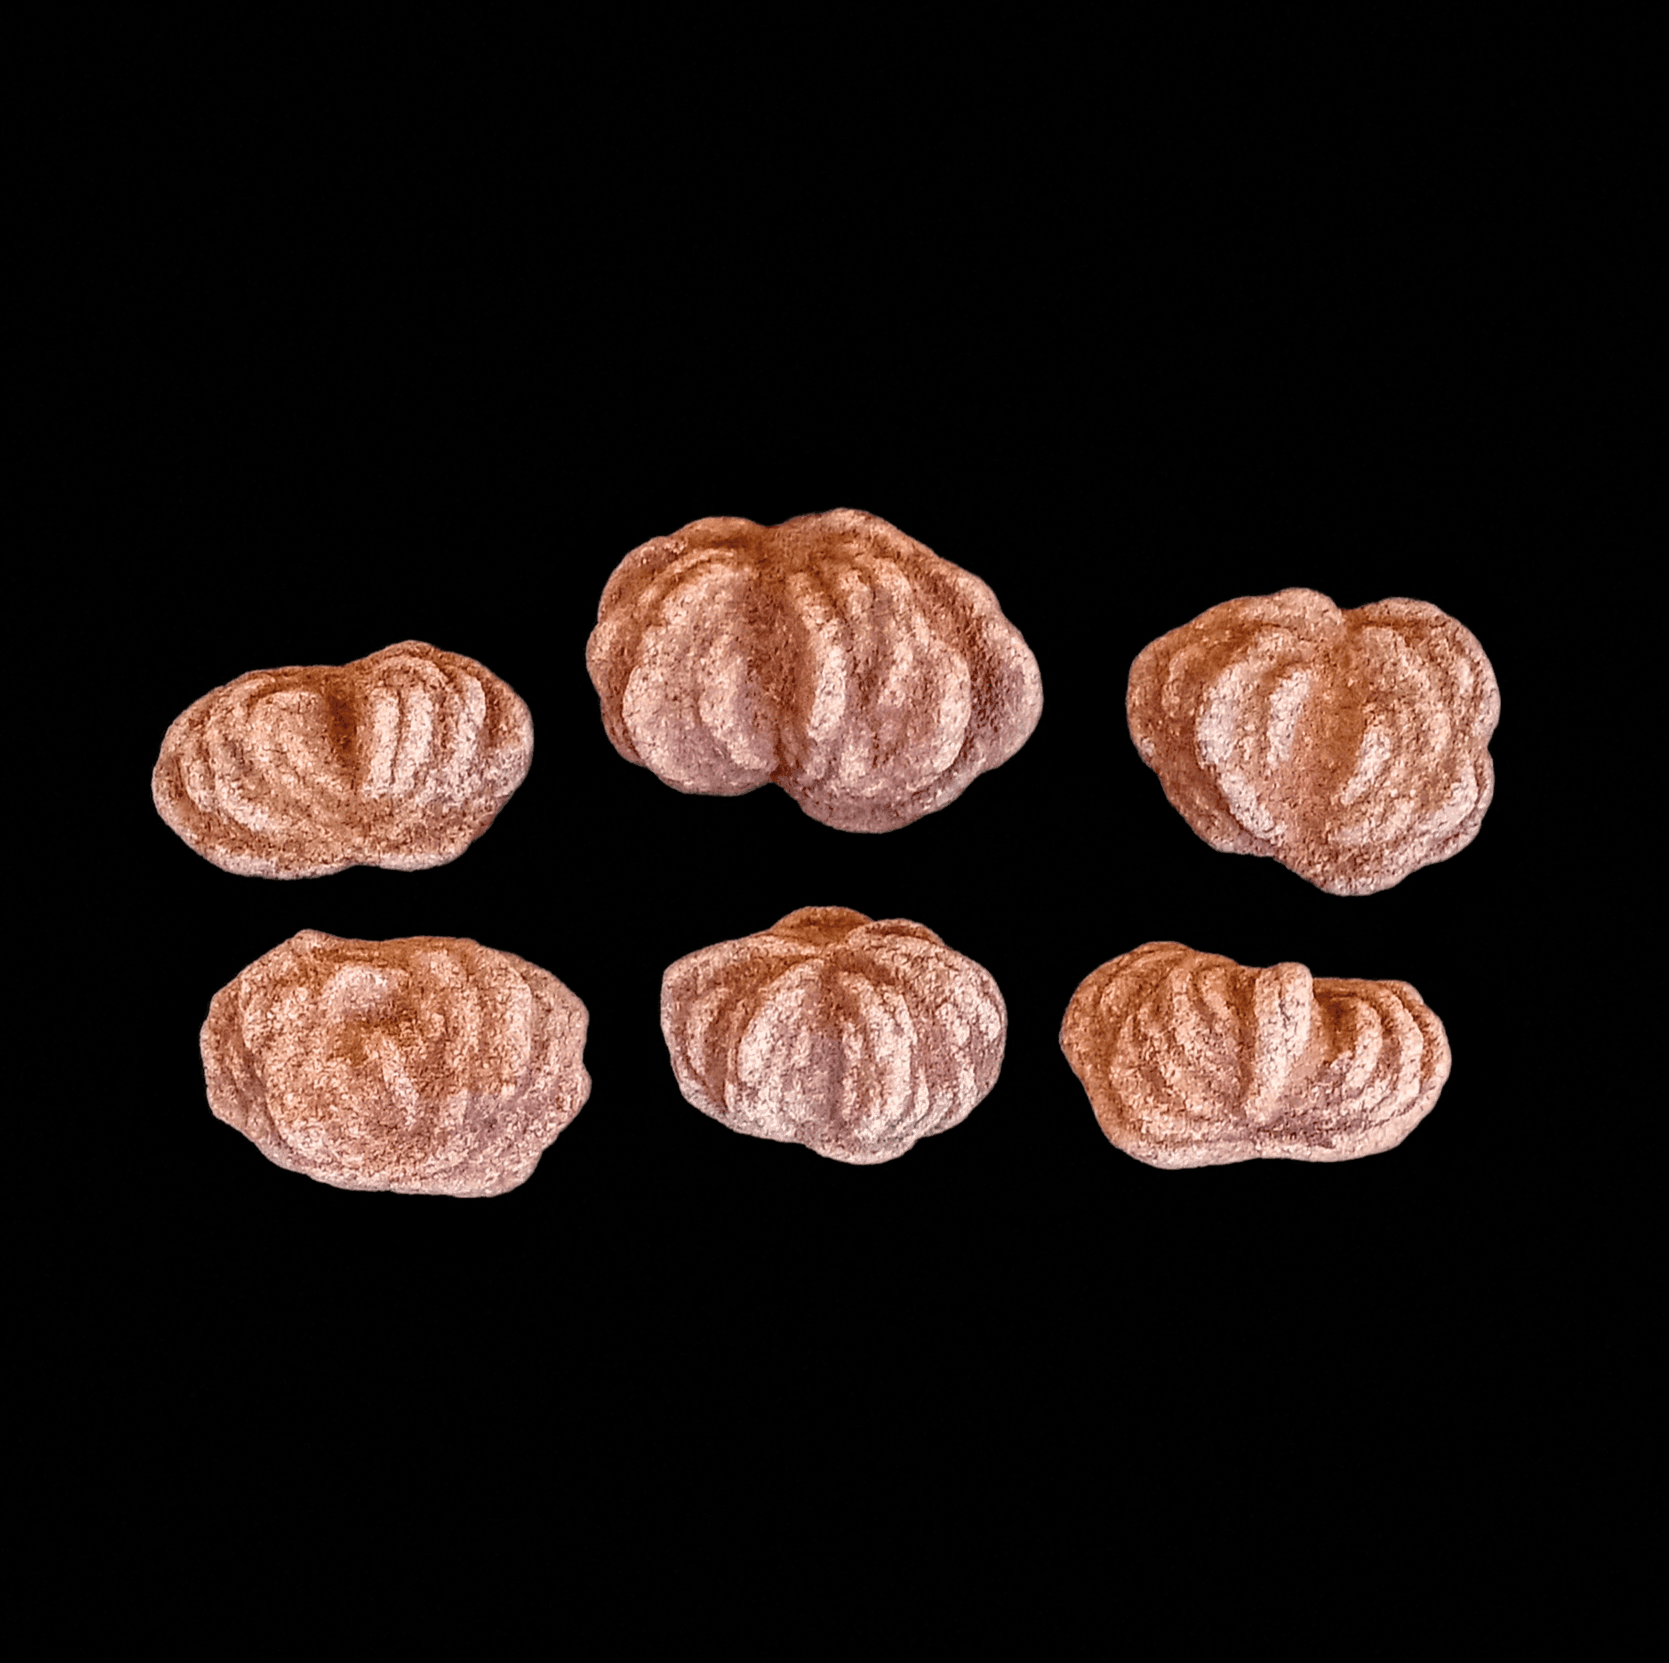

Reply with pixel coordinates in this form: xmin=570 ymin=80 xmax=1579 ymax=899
xmin=154 ymin=642 xmax=533 ymax=877
xmin=1060 ymin=942 xmax=1449 ymax=1168
xmin=1126 ymin=590 xmax=1499 ymax=894
xmin=660 ymin=907 xmax=1007 ymax=1163
xmin=585 ymin=510 xmax=1043 ymax=832
xmin=202 ymin=931 xmax=590 ymax=1196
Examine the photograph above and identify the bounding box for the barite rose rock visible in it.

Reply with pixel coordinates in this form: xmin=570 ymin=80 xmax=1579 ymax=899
xmin=153 ymin=641 xmax=533 ymax=877
xmin=1059 ymin=941 xmax=1449 ymax=1168
xmin=660 ymin=907 xmax=1007 ymax=1164
xmin=1126 ymin=590 xmax=1499 ymax=894
xmin=585 ymin=509 xmax=1043 ymax=832
xmin=202 ymin=931 xmax=590 ymax=1196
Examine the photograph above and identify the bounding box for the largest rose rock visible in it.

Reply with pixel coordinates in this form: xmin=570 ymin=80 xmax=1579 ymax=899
xmin=153 ymin=641 xmax=533 ymax=877
xmin=1059 ymin=942 xmax=1450 ymax=1168
xmin=1126 ymin=590 xmax=1499 ymax=894
xmin=202 ymin=931 xmax=591 ymax=1196
xmin=660 ymin=907 xmax=1008 ymax=1163
xmin=585 ymin=509 xmax=1043 ymax=832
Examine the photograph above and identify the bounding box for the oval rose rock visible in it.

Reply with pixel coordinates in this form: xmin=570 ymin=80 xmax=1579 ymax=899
xmin=660 ymin=907 xmax=1007 ymax=1163
xmin=1059 ymin=942 xmax=1449 ymax=1168
xmin=154 ymin=641 xmax=533 ymax=876
xmin=586 ymin=510 xmax=1043 ymax=832
xmin=202 ymin=931 xmax=590 ymax=1196
xmin=1126 ymin=590 xmax=1499 ymax=894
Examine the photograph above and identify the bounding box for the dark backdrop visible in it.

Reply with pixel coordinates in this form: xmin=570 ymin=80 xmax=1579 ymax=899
xmin=70 ymin=87 xmax=1612 ymax=1474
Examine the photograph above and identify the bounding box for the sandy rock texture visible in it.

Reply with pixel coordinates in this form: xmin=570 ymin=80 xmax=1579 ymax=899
xmin=586 ymin=509 xmax=1043 ymax=832
xmin=1126 ymin=590 xmax=1499 ymax=894
xmin=154 ymin=641 xmax=533 ymax=876
xmin=661 ymin=907 xmax=1007 ymax=1163
xmin=202 ymin=931 xmax=590 ymax=1196
xmin=1060 ymin=942 xmax=1449 ymax=1168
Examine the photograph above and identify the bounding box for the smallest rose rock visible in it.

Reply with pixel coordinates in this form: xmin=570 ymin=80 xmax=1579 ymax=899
xmin=1126 ymin=590 xmax=1499 ymax=894
xmin=660 ymin=907 xmax=1007 ymax=1164
xmin=202 ymin=931 xmax=590 ymax=1196
xmin=1060 ymin=941 xmax=1449 ymax=1168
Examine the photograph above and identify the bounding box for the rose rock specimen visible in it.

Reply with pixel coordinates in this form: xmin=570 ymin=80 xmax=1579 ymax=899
xmin=154 ymin=641 xmax=533 ymax=876
xmin=1126 ymin=590 xmax=1499 ymax=894
xmin=660 ymin=907 xmax=1007 ymax=1163
xmin=1059 ymin=942 xmax=1449 ymax=1168
xmin=202 ymin=931 xmax=590 ymax=1196
xmin=585 ymin=509 xmax=1043 ymax=832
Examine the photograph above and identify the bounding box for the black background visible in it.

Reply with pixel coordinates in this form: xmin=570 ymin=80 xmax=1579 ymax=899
xmin=55 ymin=53 xmax=1636 ymax=1520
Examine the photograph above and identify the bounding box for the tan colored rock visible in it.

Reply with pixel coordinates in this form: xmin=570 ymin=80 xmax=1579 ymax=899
xmin=585 ymin=509 xmax=1043 ymax=832
xmin=1059 ymin=942 xmax=1449 ymax=1168
xmin=202 ymin=931 xmax=590 ymax=1196
xmin=1126 ymin=590 xmax=1499 ymax=894
xmin=153 ymin=642 xmax=533 ymax=877
xmin=660 ymin=907 xmax=1007 ymax=1163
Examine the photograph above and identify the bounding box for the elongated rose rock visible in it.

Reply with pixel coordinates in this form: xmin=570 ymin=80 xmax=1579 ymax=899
xmin=586 ymin=510 xmax=1043 ymax=832
xmin=202 ymin=931 xmax=590 ymax=1196
xmin=660 ymin=907 xmax=1007 ymax=1163
xmin=1060 ymin=942 xmax=1449 ymax=1168
xmin=1126 ymin=590 xmax=1499 ymax=894
xmin=154 ymin=642 xmax=533 ymax=876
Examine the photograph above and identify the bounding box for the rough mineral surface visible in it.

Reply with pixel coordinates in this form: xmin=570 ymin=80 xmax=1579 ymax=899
xmin=660 ymin=906 xmax=1007 ymax=1163
xmin=202 ymin=931 xmax=590 ymax=1196
xmin=154 ymin=641 xmax=533 ymax=876
xmin=1059 ymin=942 xmax=1449 ymax=1168
xmin=1126 ymin=590 xmax=1499 ymax=894
xmin=586 ymin=509 xmax=1043 ymax=832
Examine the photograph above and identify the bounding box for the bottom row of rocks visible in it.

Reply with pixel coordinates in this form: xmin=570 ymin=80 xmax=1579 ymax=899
xmin=201 ymin=906 xmax=1451 ymax=1196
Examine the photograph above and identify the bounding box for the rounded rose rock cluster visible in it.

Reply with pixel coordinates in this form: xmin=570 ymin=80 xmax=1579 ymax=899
xmin=585 ymin=509 xmax=1043 ymax=832
xmin=169 ymin=533 xmax=1494 ymax=1193
xmin=660 ymin=907 xmax=1007 ymax=1163
xmin=154 ymin=641 xmax=533 ymax=877
xmin=1126 ymin=590 xmax=1499 ymax=894
xmin=201 ymin=931 xmax=591 ymax=1196
xmin=1059 ymin=942 xmax=1450 ymax=1168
